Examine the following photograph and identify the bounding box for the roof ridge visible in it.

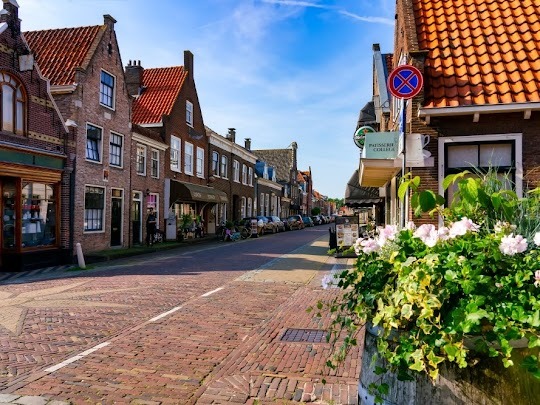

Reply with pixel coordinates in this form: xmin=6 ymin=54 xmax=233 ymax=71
xmin=25 ymin=24 xmax=103 ymax=34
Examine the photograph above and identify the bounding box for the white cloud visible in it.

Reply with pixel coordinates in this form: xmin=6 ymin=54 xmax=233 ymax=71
xmin=338 ymin=10 xmax=394 ymax=26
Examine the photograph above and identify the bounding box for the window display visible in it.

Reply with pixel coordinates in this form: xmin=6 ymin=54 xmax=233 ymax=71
xmin=21 ymin=182 xmax=56 ymax=248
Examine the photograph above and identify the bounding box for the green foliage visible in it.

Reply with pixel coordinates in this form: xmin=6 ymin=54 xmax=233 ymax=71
xmin=180 ymin=213 xmax=193 ymax=229
xmin=320 ymin=169 xmax=540 ymax=401
xmin=311 ymin=207 xmax=321 ymax=215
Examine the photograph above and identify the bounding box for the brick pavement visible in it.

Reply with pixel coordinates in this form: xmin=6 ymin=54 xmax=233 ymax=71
xmin=0 ymin=234 xmax=362 ymax=404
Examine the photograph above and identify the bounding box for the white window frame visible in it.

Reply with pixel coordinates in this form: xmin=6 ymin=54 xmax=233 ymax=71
xmin=136 ymin=144 xmax=147 ymax=176
xmin=109 ymin=131 xmax=123 ymax=168
xmin=147 ymin=193 xmax=159 ymax=225
xmin=438 ymin=133 xmax=523 ymax=225
xmin=242 ymin=164 xmax=248 ymax=184
xmin=212 ymin=151 xmax=220 ymax=177
xmin=186 ymin=100 xmax=194 ymax=127
xmin=221 ymin=155 xmax=229 ymax=179
xmin=184 ymin=142 xmax=194 ymax=175
xmin=196 ymin=147 xmax=204 ymax=178
xmin=84 ymin=185 xmax=105 ymax=233
xmin=85 ymin=122 xmax=103 ymax=163
xmin=151 ymin=149 xmax=159 ymax=178
xmin=247 ymin=197 xmax=253 ymax=217
xmin=233 ymin=159 xmax=240 ymax=182
xmin=99 ymin=69 xmax=116 ymax=110
xmin=170 ymin=135 xmax=181 ymax=172
xmin=241 ymin=197 xmax=246 ymax=218
xmin=248 ymin=167 xmax=253 ymax=186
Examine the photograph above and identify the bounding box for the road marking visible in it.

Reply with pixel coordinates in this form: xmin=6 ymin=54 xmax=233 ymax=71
xmin=44 ymin=342 xmax=110 ymax=373
xmin=201 ymin=287 xmax=224 ymax=297
xmin=148 ymin=306 xmax=183 ymax=322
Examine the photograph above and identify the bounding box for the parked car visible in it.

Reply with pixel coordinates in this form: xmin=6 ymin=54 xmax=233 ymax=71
xmin=302 ymin=216 xmax=314 ymax=227
xmin=311 ymin=215 xmax=322 ymax=225
xmin=267 ymin=216 xmax=286 ymax=232
xmin=256 ymin=215 xmax=275 ymax=234
xmin=287 ymin=215 xmax=304 ymax=230
xmin=281 ymin=218 xmax=292 ymax=231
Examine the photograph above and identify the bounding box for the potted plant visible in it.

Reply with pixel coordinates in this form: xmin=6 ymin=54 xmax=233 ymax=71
xmin=317 ymin=170 xmax=540 ymax=403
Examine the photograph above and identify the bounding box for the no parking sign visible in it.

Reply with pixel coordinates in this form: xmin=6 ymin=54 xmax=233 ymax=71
xmin=387 ymin=65 xmax=423 ymax=99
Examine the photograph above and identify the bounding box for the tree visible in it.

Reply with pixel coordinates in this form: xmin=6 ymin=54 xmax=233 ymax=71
xmin=311 ymin=207 xmax=321 ymax=215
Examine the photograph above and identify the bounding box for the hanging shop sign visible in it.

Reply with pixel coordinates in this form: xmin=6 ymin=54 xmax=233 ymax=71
xmin=353 ymin=125 xmax=376 ymax=149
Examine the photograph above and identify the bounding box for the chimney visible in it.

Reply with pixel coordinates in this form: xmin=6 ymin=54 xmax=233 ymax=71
xmin=291 ymin=141 xmax=298 ymax=171
xmin=103 ymin=14 xmax=116 ymax=29
xmin=184 ymin=50 xmax=194 ymax=82
xmin=1 ymin=0 xmax=20 ymax=33
xmin=125 ymin=59 xmax=144 ymax=97
xmin=244 ymin=138 xmax=251 ymax=150
xmin=227 ymin=128 xmax=236 ymax=143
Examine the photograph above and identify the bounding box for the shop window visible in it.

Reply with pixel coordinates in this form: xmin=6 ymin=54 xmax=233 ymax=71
xmin=86 ymin=123 xmax=102 ymax=162
xmin=84 ymin=186 xmax=105 ymax=231
xmin=0 ymin=72 xmax=25 ymax=135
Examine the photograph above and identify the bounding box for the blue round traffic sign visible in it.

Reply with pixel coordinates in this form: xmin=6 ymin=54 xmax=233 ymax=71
xmin=387 ymin=65 xmax=423 ymax=99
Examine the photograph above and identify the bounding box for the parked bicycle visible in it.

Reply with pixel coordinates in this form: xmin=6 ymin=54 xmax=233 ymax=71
xmin=151 ymin=228 xmax=164 ymax=244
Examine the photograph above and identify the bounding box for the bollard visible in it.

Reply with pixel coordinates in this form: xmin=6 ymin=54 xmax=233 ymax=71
xmin=75 ymin=242 xmax=86 ymax=269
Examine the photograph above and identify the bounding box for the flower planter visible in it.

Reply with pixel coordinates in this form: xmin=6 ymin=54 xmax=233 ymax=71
xmin=359 ymin=326 xmax=540 ymax=405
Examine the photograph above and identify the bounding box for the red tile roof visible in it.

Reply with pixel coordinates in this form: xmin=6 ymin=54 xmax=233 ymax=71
xmin=25 ymin=25 xmax=104 ymax=86
xmin=132 ymin=67 xmax=187 ymax=125
xmin=413 ymin=0 xmax=540 ymax=108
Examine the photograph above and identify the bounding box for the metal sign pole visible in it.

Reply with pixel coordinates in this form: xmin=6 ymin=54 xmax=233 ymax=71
xmin=401 ymin=99 xmax=407 ymax=228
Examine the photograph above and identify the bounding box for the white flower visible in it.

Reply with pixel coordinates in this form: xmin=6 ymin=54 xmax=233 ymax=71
xmin=499 ymin=234 xmax=528 ymax=256
xmin=534 ymin=232 xmax=540 ymax=246
xmin=449 ymin=217 xmax=480 ymax=238
xmin=375 ymin=225 xmax=398 ymax=247
xmin=535 ymin=270 xmax=540 ymax=288
xmin=413 ymin=224 xmax=438 ymax=247
xmin=437 ymin=226 xmax=450 ymax=241
xmin=360 ymin=238 xmax=381 ymax=254
xmin=406 ymin=221 xmax=416 ymax=231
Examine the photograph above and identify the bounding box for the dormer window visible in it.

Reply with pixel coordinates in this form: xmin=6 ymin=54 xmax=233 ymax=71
xmin=99 ymin=70 xmax=115 ymax=109
xmin=0 ymin=72 xmax=25 ymax=135
xmin=186 ymin=100 xmax=193 ymax=127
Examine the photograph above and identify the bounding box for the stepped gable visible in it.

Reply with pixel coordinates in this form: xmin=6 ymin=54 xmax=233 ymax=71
xmin=413 ymin=0 xmax=540 ymax=108
xmin=132 ymin=66 xmax=188 ymax=124
xmin=25 ymin=25 xmax=104 ymax=86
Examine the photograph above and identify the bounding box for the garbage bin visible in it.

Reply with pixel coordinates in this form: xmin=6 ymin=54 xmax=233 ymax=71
xmin=329 ymin=226 xmax=337 ymax=249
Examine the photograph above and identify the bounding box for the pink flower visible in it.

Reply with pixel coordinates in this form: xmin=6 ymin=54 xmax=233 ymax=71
xmin=534 ymin=232 xmax=540 ymax=246
xmin=437 ymin=226 xmax=450 ymax=241
xmin=449 ymin=217 xmax=480 ymax=238
xmin=406 ymin=221 xmax=416 ymax=231
xmin=535 ymin=270 xmax=540 ymax=288
xmin=413 ymin=224 xmax=438 ymax=247
xmin=377 ymin=225 xmax=398 ymax=246
xmin=499 ymin=234 xmax=528 ymax=256
xmin=360 ymin=238 xmax=381 ymax=254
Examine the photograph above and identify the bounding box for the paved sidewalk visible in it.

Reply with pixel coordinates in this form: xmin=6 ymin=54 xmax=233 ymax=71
xmin=0 ymin=236 xmax=362 ymax=404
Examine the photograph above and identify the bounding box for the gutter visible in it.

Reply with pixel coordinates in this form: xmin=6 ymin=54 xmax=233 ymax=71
xmin=418 ymin=102 xmax=540 ymax=123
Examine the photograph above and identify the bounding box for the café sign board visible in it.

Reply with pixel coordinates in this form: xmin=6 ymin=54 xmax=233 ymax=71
xmin=361 ymin=131 xmax=401 ymax=159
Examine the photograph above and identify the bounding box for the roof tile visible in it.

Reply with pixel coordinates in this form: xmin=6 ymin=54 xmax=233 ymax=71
xmin=132 ymin=67 xmax=188 ymax=124
xmin=24 ymin=25 xmax=103 ymax=86
xmin=414 ymin=0 xmax=540 ymax=108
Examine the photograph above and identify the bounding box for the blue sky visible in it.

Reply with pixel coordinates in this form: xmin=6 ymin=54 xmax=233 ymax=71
xmin=19 ymin=0 xmax=395 ymax=198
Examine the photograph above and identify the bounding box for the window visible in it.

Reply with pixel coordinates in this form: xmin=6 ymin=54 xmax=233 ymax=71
xmin=109 ymin=132 xmax=123 ymax=167
xmin=233 ymin=160 xmax=240 ymax=182
xmin=147 ymin=194 xmax=159 ymax=224
xmin=248 ymin=167 xmax=253 ymax=186
xmin=84 ymin=186 xmax=105 ymax=231
xmin=86 ymin=124 xmax=102 ymax=162
xmin=260 ymin=193 xmax=264 ymax=215
xmin=186 ymin=100 xmax=193 ymax=127
xmin=242 ymin=164 xmax=248 ymax=184
xmin=247 ymin=197 xmax=253 ymax=217
xmin=184 ymin=142 xmax=194 ymax=175
xmin=212 ymin=151 xmax=220 ymax=176
xmin=196 ymin=147 xmax=204 ymax=177
xmin=221 ymin=155 xmax=229 ymax=179
xmin=151 ymin=149 xmax=159 ymax=178
xmin=241 ymin=197 xmax=246 ymax=218
xmin=0 ymin=72 xmax=25 ymax=135
xmin=136 ymin=144 xmax=146 ymax=175
xmin=445 ymin=140 xmax=516 ymax=204
xmin=265 ymin=194 xmax=270 ymax=216
xmin=170 ymin=136 xmax=181 ymax=172
xmin=100 ymin=70 xmax=115 ymax=109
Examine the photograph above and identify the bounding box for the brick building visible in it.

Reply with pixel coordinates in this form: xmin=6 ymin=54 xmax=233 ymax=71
xmin=206 ymin=127 xmax=256 ymax=231
xmin=0 ymin=0 xmax=74 ymax=271
xmin=359 ymin=0 xmax=540 ymax=226
xmin=126 ymin=52 xmax=226 ymax=239
xmin=254 ymin=160 xmax=282 ymax=218
xmin=26 ymin=14 xmax=132 ymax=253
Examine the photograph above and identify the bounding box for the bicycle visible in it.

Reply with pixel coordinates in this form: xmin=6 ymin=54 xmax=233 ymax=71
xmin=152 ymin=229 xmax=164 ymax=243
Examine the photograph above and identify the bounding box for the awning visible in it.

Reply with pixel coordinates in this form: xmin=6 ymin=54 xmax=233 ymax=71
xmin=169 ymin=180 xmax=228 ymax=204
xmin=345 ymin=170 xmax=384 ymax=206
xmin=359 ymin=158 xmax=402 ymax=187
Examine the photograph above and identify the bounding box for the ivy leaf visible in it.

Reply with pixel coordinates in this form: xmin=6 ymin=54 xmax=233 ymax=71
xmin=377 ymin=383 xmax=390 ymax=395
xmin=465 ymin=309 xmax=490 ymax=323
xmin=401 ymin=304 xmax=414 ymax=320
xmin=522 ymin=355 xmax=539 ymax=372
xmin=444 ymin=344 xmax=459 ymax=360
xmin=528 ymin=335 xmax=540 ymax=348
xmin=374 ymin=366 xmax=387 ymax=375
xmin=398 ymin=181 xmax=409 ymax=201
